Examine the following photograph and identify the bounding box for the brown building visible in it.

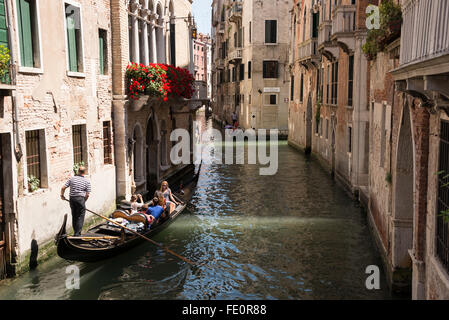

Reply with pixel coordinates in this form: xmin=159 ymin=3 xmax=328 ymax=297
xmin=367 ymin=0 xmax=449 ymax=299
xmin=288 ymin=0 xmax=371 ymax=195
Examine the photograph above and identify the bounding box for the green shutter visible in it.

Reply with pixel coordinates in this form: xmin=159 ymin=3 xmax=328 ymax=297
xmin=66 ymin=13 xmax=77 ymax=72
xmin=99 ymin=32 xmax=104 ymax=74
xmin=17 ymin=0 xmax=33 ymax=67
xmin=0 ymin=0 xmax=9 ymax=83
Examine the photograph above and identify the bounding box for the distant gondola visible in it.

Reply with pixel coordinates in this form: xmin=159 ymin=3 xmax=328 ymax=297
xmin=55 ymin=167 xmax=200 ymax=263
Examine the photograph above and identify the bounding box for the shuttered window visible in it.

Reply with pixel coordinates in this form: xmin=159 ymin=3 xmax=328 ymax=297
xmin=248 ymin=61 xmax=251 ymax=79
xmin=65 ymin=3 xmax=82 ymax=73
xmin=16 ymin=0 xmax=35 ymax=67
xmin=26 ymin=130 xmax=41 ymax=185
xmin=99 ymin=29 xmax=107 ymax=75
xmin=0 ymin=0 xmax=9 ymax=83
xmin=265 ymin=20 xmax=277 ymax=43
xmin=348 ymin=55 xmax=354 ymax=106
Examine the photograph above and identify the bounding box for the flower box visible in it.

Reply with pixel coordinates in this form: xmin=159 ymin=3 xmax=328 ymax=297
xmin=126 ymin=62 xmax=194 ymax=103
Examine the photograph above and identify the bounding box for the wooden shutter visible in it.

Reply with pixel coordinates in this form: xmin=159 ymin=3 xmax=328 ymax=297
xmin=66 ymin=11 xmax=78 ymax=72
xmin=99 ymin=31 xmax=104 ymax=74
xmin=17 ymin=0 xmax=33 ymax=67
xmin=0 ymin=0 xmax=9 ymax=83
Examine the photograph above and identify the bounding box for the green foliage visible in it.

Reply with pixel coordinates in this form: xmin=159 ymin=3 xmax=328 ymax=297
xmin=28 ymin=175 xmax=40 ymax=192
xmin=380 ymin=0 xmax=402 ymax=29
xmin=385 ymin=172 xmax=392 ymax=184
xmin=362 ymin=0 xmax=402 ymax=59
xmin=73 ymin=161 xmax=85 ymax=175
xmin=0 ymin=45 xmax=10 ymax=81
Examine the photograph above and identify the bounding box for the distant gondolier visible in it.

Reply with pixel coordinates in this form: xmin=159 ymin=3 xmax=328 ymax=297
xmin=60 ymin=166 xmax=91 ymax=236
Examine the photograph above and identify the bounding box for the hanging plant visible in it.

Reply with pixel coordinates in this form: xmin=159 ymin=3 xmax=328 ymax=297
xmin=362 ymin=0 xmax=402 ymax=59
xmin=0 ymin=45 xmax=10 ymax=83
xmin=126 ymin=63 xmax=194 ymax=101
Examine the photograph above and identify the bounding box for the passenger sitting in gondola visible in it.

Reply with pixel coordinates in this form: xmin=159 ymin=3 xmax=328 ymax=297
xmin=157 ymin=181 xmax=180 ymax=214
xmin=129 ymin=194 xmax=143 ymax=214
xmin=144 ymin=197 xmax=164 ymax=227
xmin=155 ymin=191 xmax=168 ymax=217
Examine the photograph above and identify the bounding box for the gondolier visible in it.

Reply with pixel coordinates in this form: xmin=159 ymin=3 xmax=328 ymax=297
xmin=60 ymin=166 xmax=91 ymax=236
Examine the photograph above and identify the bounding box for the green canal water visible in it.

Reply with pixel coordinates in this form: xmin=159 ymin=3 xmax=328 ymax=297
xmin=0 ymin=118 xmax=393 ymax=300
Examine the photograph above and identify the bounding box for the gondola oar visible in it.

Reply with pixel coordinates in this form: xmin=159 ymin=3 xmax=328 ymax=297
xmin=63 ymin=199 xmax=196 ymax=266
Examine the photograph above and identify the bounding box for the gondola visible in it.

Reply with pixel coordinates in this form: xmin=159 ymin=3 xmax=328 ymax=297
xmin=55 ymin=165 xmax=201 ymax=263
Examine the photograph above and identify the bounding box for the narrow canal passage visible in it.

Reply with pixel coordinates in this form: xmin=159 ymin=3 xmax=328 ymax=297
xmin=0 ymin=117 xmax=392 ymax=300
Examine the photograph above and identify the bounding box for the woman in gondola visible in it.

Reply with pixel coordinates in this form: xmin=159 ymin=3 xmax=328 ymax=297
xmin=156 ymin=181 xmax=180 ymax=214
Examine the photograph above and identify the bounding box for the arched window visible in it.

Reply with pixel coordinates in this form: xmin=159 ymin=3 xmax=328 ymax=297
xmin=156 ymin=3 xmax=165 ymax=63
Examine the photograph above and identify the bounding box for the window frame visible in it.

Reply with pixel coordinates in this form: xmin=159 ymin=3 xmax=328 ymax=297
xmin=263 ymin=60 xmax=279 ymax=79
xmin=264 ymin=20 xmax=278 ymax=44
xmin=14 ymin=0 xmax=44 ymax=73
xmin=63 ymin=0 xmax=86 ymax=77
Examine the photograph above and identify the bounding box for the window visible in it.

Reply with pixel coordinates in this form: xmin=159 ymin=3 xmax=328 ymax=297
xmin=348 ymin=126 xmax=352 ymax=153
xmin=99 ymin=29 xmax=107 ymax=75
xmin=263 ymin=61 xmax=278 ymax=78
xmin=25 ymin=129 xmax=47 ymax=189
xmin=248 ymin=61 xmax=251 ymax=79
xmin=348 ymin=55 xmax=354 ymax=106
xmin=65 ymin=3 xmax=83 ymax=73
xmin=437 ymin=120 xmax=449 ymax=273
xmin=72 ymin=125 xmax=83 ymax=164
xmin=326 ymin=119 xmax=329 ymax=139
xmin=331 ymin=61 xmax=338 ymax=105
xmin=232 ymin=67 xmax=236 ymax=82
xmin=326 ymin=65 xmax=330 ymax=104
xmin=103 ymin=121 xmax=112 ymax=164
xmin=264 ymin=94 xmax=277 ymax=105
xmin=26 ymin=130 xmax=41 ymax=185
xmin=300 ymin=73 xmax=304 ymax=102
xmin=249 ymin=21 xmax=251 ymax=43
xmin=239 ymin=63 xmax=244 ymax=81
xmin=265 ymin=20 xmax=277 ymax=43
xmin=290 ymin=76 xmax=294 ymax=101
xmin=16 ymin=0 xmax=41 ymax=68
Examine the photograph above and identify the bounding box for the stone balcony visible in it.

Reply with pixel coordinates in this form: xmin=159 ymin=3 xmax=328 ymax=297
xmin=331 ymin=4 xmax=356 ymax=53
xmin=227 ymin=48 xmax=242 ymax=65
xmin=398 ymin=0 xmax=449 ymax=69
xmin=318 ymin=20 xmax=332 ymax=48
xmin=229 ymin=1 xmax=242 ymax=23
xmin=297 ymin=38 xmax=320 ymax=68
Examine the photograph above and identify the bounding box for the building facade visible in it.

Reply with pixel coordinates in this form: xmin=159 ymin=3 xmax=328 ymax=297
xmin=288 ymin=0 xmax=371 ymax=194
xmin=193 ymin=32 xmax=211 ymax=105
xmin=112 ymin=0 xmax=198 ymax=202
xmin=211 ymin=0 xmax=290 ymax=134
xmin=367 ymin=0 xmax=449 ymax=299
xmin=0 ymin=0 xmax=116 ymax=277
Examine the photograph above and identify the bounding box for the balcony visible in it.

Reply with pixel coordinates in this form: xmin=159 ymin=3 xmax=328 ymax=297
xmin=297 ymin=38 xmax=320 ymax=68
xmin=331 ymin=4 xmax=356 ymax=53
xmin=229 ymin=1 xmax=242 ymax=23
xmin=399 ymin=0 xmax=449 ymax=69
xmin=227 ymin=48 xmax=242 ymax=65
xmin=318 ymin=20 xmax=332 ymax=48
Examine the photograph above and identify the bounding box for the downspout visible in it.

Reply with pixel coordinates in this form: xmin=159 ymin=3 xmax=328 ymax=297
xmin=5 ymin=0 xmax=22 ymax=161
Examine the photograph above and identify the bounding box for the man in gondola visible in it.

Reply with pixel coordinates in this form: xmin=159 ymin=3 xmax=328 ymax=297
xmin=60 ymin=166 xmax=91 ymax=236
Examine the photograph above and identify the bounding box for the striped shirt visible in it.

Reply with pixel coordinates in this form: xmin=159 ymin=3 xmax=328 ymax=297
xmin=64 ymin=175 xmax=91 ymax=198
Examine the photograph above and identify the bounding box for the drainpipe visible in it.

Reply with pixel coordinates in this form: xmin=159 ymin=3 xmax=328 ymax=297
xmin=5 ymin=0 xmax=22 ymax=161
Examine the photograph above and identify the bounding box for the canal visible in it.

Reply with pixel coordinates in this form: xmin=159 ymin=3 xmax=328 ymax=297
xmin=0 ymin=117 xmax=393 ymax=300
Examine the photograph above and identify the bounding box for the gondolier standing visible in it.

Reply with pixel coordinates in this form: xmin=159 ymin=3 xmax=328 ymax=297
xmin=60 ymin=166 xmax=91 ymax=236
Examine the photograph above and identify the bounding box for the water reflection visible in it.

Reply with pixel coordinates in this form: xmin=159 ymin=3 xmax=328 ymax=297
xmin=0 ymin=117 xmax=392 ymax=300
